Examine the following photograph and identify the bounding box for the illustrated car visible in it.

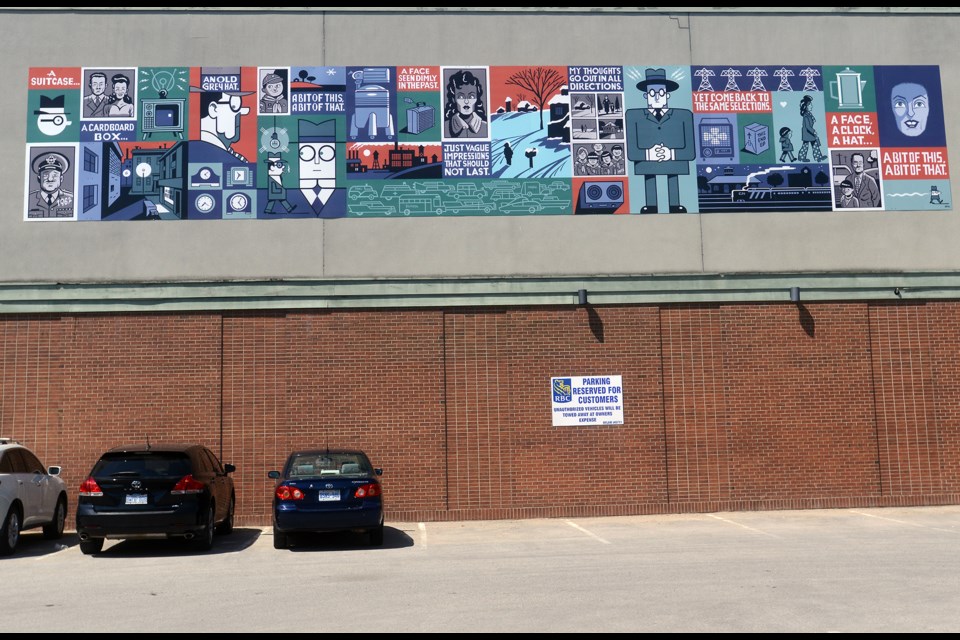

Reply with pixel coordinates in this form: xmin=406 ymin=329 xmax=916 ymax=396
xmin=142 ymin=199 xmax=159 ymax=219
xmin=75 ymin=443 xmax=236 ymax=555
xmin=0 ymin=437 xmax=68 ymax=555
xmin=268 ymin=449 xmax=384 ymax=549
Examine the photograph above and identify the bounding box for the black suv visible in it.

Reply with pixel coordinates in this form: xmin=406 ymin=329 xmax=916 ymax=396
xmin=75 ymin=443 xmax=236 ymax=555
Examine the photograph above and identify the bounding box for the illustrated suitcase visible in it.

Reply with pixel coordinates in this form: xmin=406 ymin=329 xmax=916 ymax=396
xmin=406 ymin=102 xmax=436 ymax=134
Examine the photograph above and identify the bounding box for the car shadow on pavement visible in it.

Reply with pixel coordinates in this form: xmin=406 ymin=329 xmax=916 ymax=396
xmin=285 ymin=525 xmax=414 ymax=552
xmin=0 ymin=531 xmax=78 ymax=558
xmin=79 ymin=527 xmax=262 ymax=558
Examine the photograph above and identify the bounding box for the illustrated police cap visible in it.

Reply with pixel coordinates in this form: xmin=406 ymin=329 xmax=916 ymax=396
xmin=32 ymin=152 xmax=70 ymax=175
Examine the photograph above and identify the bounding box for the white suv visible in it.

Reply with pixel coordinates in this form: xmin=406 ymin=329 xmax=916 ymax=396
xmin=0 ymin=438 xmax=68 ymax=555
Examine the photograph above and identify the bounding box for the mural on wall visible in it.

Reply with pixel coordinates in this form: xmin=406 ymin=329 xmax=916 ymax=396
xmin=23 ymin=65 xmax=951 ymax=221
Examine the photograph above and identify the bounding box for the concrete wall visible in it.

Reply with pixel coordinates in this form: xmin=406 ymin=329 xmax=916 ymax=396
xmin=1 ymin=9 xmax=958 ymax=283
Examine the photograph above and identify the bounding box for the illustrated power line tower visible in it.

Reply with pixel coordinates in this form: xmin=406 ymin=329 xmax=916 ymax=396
xmin=799 ymin=67 xmax=820 ymax=92
xmin=720 ymin=68 xmax=742 ymax=91
xmin=746 ymin=67 xmax=767 ymax=91
xmin=774 ymin=67 xmax=795 ymax=91
xmin=694 ymin=67 xmax=715 ymax=91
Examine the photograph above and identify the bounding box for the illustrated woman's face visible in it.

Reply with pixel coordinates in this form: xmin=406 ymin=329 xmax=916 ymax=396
xmin=891 ymin=82 xmax=929 ymax=137
xmin=455 ymin=83 xmax=478 ymax=117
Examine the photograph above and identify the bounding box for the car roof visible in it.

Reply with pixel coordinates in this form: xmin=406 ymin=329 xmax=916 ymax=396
xmin=102 ymin=443 xmax=207 ymax=454
xmin=288 ymin=449 xmax=368 ymax=457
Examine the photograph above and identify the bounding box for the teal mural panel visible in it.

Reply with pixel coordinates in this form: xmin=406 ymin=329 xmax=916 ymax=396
xmin=23 ymin=65 xmax=951 ymax=221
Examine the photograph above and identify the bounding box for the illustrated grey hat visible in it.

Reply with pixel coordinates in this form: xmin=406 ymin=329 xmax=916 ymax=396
xmin=34 ymin=95 xmax=69 ymax=115
xmin=299 ymin=119 xmax=337 ymax=142
xmin=263 ymin=152 xmax=284 ymax=163
xmin=636 ymin=68 xmax=680 ymax=92
xmin=32 ymin=151 xmax=69 ymax=175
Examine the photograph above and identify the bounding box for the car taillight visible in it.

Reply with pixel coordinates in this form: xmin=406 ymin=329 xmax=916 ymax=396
xmin=353 ymin=483 xmax=381 ymax=498
xmin=79 ymin=477 xmax=103 ymax=497
xmin=170 ymin=474 xmax=205 ymax=494
xmin=276 ymin=485 xmax=305 ymax=501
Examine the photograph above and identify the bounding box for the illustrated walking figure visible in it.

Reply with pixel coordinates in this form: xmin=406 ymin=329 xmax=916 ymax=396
xmin=263 ymin=153 xmax=295 ymax=214
xmin=503 ymin=141 xmax=514 ymax=166
xmin=797 ymin=94 xmax=826 ymax=162
xmin=778 ymin=126 xmax=797 ymax=162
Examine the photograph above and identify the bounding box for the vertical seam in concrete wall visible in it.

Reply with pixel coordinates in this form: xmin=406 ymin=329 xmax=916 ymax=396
xmin=676 ymin=13 xmax=706 ymax=273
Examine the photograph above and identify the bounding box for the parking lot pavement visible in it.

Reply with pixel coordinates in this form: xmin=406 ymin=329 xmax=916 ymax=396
xmin=2 ymin=505 xmax=960 ymax=632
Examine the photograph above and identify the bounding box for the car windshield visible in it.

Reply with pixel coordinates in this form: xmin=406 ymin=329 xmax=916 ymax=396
xmin=92 ymin=452 xmax=191 ymax=478
xmin=286 ymin=453 xmax=372 ymax=478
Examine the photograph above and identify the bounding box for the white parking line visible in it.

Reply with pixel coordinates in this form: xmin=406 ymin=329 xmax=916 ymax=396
xmin=705 ymin=513 xmax=780 ymax=538
xmin=418 ymin=522 xmax=428 ymax=548
xmin=849 ymin=509 xmax=958 ymax=534
xmin=564 ymin=520 xmax=611 ymax=544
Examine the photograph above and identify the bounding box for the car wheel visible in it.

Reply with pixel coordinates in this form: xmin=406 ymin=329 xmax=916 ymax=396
xmin=194 ymin=504 xmax=215 ymax=551
xmin=369 ymin=522 xmax=384 ymax=547
xmin=0 ymin=506 xmax=21 ymax=556
xmin=79 ymin=537 xmax=104 ymax=555
xmin=273 ymin=525 xmax=288 ymax=550
xmin=216 ymin=496 xmax=235 ymax=536
xmin=43 ymin=496 xmax=67 ymax=540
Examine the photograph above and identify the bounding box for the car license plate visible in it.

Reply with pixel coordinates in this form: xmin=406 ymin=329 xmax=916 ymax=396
xmin=317 ymin=490 xmax=340 ymax=502
xmin=125 ymin=494 xmax=147 ymax=505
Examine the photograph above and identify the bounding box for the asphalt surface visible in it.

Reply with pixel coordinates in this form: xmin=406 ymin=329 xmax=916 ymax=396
xmin=2 ymin=505 xmax=959 ymax=632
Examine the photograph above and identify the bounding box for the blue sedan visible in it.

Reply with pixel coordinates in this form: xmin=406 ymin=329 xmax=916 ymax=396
xmin=268 ymin=449 xmax=384 ymax=549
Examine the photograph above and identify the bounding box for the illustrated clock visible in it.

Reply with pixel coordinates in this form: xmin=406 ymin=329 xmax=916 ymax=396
xmin=228 ymin=193 xmax=249 ymax=212
xmin=195 ymin=193 xmax=216 ymax=213
xmin=198 ymin=167 xmax=212 ymax=181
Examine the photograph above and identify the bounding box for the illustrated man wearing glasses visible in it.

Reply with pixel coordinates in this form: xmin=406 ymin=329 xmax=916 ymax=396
xmin=625 ymin=68 xmax=695 ymax=213
xmin=196 ymin=89 xmax=253 ymax=162
xmin=296 ymin=119 xmax=346 ymax=218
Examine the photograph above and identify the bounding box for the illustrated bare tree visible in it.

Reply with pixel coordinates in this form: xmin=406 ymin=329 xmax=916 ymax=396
xmin=505 ymin=67 xmax=566 ymax=130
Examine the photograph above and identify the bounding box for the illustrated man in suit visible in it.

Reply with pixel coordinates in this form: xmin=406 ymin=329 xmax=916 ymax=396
xmin=83 ymin=72 xmax=109 ymax=118
xmin=850 ymin=152 xmax=880 ymax=208
xmin=625 ymin=68 xmax=695 ymax=213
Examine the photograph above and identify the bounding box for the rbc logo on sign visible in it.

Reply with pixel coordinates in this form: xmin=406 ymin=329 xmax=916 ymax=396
xmin=553 ymin=378 xmax=572 ymax=403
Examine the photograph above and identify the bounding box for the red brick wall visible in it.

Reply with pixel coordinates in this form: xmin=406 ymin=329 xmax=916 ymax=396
xmin=2 ymin=303 xmax=959 ymax=527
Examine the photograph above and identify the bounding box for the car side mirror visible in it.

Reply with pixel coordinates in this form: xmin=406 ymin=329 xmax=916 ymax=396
xmin=267 ymin=470 xmax=280 ymax=479
xmin=224 ymin=463 xmax=236 ymax=474
xmin=47 ymin=465 xmax=62 ymax=476
xmin=375 ymin=468 xmax=383 ymax=476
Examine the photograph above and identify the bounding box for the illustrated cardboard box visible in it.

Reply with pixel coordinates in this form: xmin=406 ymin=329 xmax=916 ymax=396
xmin=743 ymin=122 xmax=769 ymax=155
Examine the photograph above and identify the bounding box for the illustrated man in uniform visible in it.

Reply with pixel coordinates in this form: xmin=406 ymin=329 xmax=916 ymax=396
xmin=625 ymin=68 xmax=695 ymax=213
xmin=27 ymin=151 xmax=74 ymax=218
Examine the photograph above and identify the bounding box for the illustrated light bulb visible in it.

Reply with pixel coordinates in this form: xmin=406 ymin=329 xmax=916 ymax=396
xmin=269 ymin=132 xmax=281 ymax=149
xmin=151 ymin=70 xmax=176 ymax=99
